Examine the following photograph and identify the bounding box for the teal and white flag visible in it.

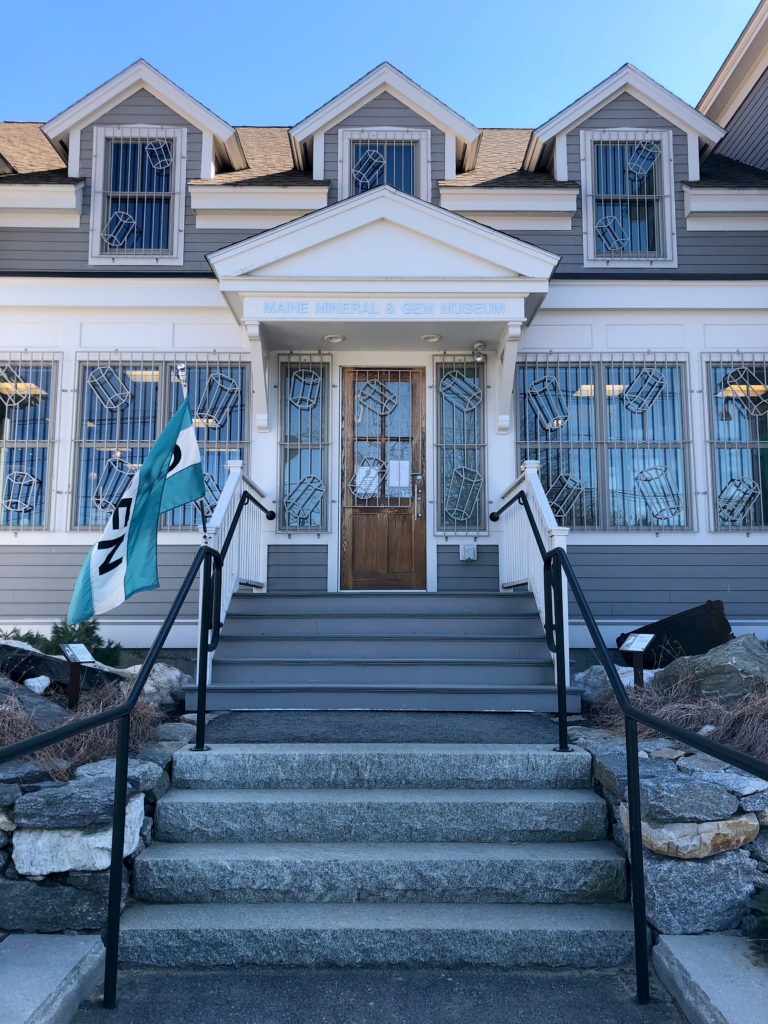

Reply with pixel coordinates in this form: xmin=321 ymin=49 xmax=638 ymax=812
xmin=68 ymin=395 xmax=205 ymax=624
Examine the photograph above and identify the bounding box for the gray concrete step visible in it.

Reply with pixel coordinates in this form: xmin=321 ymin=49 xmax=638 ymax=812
xmin=222 ymin=613 xmax=544 ymax=639
xmin=226 ymin=592 xmax=539 ymax=617
xmin=154 ymin=788 xmax=608 ymax=844
xmin=117 ymin=901 xmax=637 ymax=969
xmin=171 ymin=743 xmax=593 ymax=791
xmin=214 ymin=636 xmax=552 ymax=660
xmin=132 ymin=840 xmax=627 ymax=905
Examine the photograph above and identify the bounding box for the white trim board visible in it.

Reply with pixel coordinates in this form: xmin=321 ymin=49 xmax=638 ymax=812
xmin=683 ymin=185 xmax=768 ymax=230
xmin=698 ymin=0 xmax=768 ymax=125
xmin=0 ymin=181 xmax=83 ymax=228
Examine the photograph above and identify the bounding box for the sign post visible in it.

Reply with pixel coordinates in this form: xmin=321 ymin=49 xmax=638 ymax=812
xmin=619 ymin=633 xmax=655 ymax=690
xmin=59 ymin=643 xmax=96 ymax=709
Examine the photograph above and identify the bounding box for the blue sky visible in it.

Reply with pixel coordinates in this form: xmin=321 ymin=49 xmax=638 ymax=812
xmin=1 ymin=0 xmax=759 ymax=127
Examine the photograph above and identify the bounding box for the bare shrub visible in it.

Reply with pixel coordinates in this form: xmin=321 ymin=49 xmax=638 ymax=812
xmin=0 ymin=682 xmax=162 ymax=781
xmin=712 ymin=691 xmax=768 ymax=762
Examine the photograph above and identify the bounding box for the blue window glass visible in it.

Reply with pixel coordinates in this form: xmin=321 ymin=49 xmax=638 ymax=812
xmin=101 ymin=138 xmax=174 ymax=254
xmin=352 ymin=141 xmax=416 ymax=196
xmin=593 ymin=141 xmax=662 ymax=258
xmin=0 ymin=362 xmax=53 ymax=528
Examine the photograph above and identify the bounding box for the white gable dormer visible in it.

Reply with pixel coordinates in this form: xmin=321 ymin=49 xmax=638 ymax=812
xmin=289 ymin=62 xmax=481 ymax=187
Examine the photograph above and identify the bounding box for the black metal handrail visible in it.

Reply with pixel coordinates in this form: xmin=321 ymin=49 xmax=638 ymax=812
xmin=492 ymin=494 xmax=768 ymax=1004
xmin=0 ymin=486 xmax=274 ymax=1009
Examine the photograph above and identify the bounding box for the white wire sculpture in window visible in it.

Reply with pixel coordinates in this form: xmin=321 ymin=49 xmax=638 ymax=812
xmin=87 ymin=366 xmax=132 ymax=411
xmin=546 ymin=473 xmax=584 ymax=519
xmin=527 ymin=375 xmax=570 ymax=431
xmin=2 ymin=471 xmax=40 ymax=514
xmin=284 ymin=474 xmax=326 ymax=524
xmin=288 ymin=370 xmax=321 ymax=411
xmin=145 ymin=139 xmax=173 ymax=172
xmin=635 ymin=465 xmax=682 ymax=521
xmin=439 ymin=371 xmax=483 ymax=413
xmin=201 ymin=472 xmax=222 ymax=518
xmin=349 ymin=456 xmax=385 ymax=499
xmin=93 ymin=456 xmax=136 ymax=513
xmin=717 ymin=477 xmax=760 ymax=525
xmin=627 ymin=142 xmax=660 ymax=183
xmin=101 ymin=210 xmax=139 ymax=249
xmin=595 ymin=216 xmax=630 ymax=252
xmin=718 ymin=367 xmax=768 ymax=418
xmin=444 ymin=466 xmax=483 ymax=522
xmin=195 ymin=372 xmax=240 ymax=429
xmin=622 ymin=367 xmax=665 ymax=414
xmin=355 ymin=378 xmax=398 ymax=422
xmin=352 ymin=148 xmax=385 ymax=191
xmin=0 ymin=366 xmax=43 ymax=408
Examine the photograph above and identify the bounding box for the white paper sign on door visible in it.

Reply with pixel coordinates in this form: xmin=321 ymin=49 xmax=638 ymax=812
xmin=388 ymin=460 xmax=411 ymax=489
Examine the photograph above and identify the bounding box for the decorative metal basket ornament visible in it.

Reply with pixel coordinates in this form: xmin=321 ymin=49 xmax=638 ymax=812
xmin=195 ymin=372 xmax=240 ymax=429
xmin=635 ymin=465 xmax=682 ymax=521
xmin=439 ymin=371 xmax=482 ymax=413
xmin=546 ymin=473 xmax=584 ymax=518
xmin=101 ymin=210 xmax=138 ymax=249
xmin=719 ymin=367 xmax=768 ymax=418
xmin=87 ymin=367 xmax=132 ymax=411
xmin=595 ymin=215 xmax=629 ymax=252
xmin=352 ymin=148 xmax=385 ymax=190
xmin=288 ymin=370 xmax=321 ymax=411
xmin=0 ymin=366 xmax=40 ymax=408
xmin=2 ymin=471 xmax=39 ymax=514
xmin=527 ymin=376 xmax=570 ymax=432
xmin=349 ymin=456 xmax=385 ymax=499
xmin=93 ymin=456 xmax=136 ymax=512
xmin=201 ymin=472 xmax=222 ymax=518
xmin=145 ymin=139 xmax=173 ymax=172
xmin=444 ymin=466 xmax=483 ymax=522
xmin=627 ymin=142 xmax=660 ymax=182
xmin=622 ymin=367 xmax=666 ymax=414
xmin=717 ymin=477 xmax=760 ymax=525
xmin=355 ymin=379 xmax=398 ymax=421
xmin=284 ymin=475 xmax=326 ymax=523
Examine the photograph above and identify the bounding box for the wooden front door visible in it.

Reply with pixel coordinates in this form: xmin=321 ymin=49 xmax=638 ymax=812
xmin=341 ymin=368 xmax=426 ymax=590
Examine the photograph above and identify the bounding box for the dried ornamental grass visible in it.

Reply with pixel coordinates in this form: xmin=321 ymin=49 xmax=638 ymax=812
xmin=0 ymin=682 xmax=162 ymax=780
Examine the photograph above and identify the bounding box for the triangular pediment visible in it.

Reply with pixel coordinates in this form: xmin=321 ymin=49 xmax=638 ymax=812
xmin=208 ymin=187 xmax=559 ymax=282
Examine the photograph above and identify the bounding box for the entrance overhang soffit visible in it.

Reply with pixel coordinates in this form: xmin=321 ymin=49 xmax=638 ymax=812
xmin=207 ymin=187 xmax=559 ymax=434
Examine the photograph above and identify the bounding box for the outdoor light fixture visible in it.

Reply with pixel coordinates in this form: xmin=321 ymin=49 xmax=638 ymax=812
xmin=323 ymin=334 xmax=345 ymax=345
xmin=420 ymin=334 xmax=442 ymax=344
xmin=472 ymin=342 xmax=487 ymax=363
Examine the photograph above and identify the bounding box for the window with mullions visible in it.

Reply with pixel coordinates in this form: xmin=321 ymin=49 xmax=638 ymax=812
xmin=74 ymin=357 xmax=248 ymax=529
xmin=90 ymin=126 xmax=185 ymax=264
xmin=707 ymin=356 xmax=768 ymax=531
xmin=0 ymin=357 xmax=55 ymax=529
xmin=518 ymin=357 xmax=689 ymax=531
xmin=581 ymin=130 xmax=675 ymax=266
xmin=436 ymin=358 xmax=486 ymax=534
xmin=352 ymin=141 xmax=416 ymax=195
xmin=278 ymin=356 xmax=330 ymax=532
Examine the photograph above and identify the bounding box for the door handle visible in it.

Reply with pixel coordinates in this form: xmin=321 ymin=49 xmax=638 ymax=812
xmin=413 ymin=474 xmax=424 ymax=519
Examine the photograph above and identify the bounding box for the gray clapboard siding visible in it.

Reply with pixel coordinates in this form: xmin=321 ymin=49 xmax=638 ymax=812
xmin=0 ymin=544 xmax=199 ymax=621
xmin=567 ymin=544 xmax=768 ymax=619
xmin=514 ymin=92 xmax=768 ymax=276
xmin=0 ymin=89 xmax=255 ymax=274
xmin=267 ymin=545 xmax=328 ymax=593
xmin=437 ymin=545 xmax=499 ymax=593
xmin=715 ymin=65 xmax=768 ymax=171
xmin=324 ymin=92 xmax=446 ymax=204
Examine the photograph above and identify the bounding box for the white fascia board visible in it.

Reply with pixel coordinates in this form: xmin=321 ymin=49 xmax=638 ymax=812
xmin=698 ymin=2 xmax=768 ymax=124
xmin=0 ymin=181 xmax=83 ymax=227
xmin=289 ymin=62 xmax=480 ymax=167
xmin=0 ymin=275 xmax=227 ymax=310
xmin=543 ymin=278 xmax=768 ymax=312
xmin=208 ymin=186 xmax=560 ymax=281
xmin=42 ymin=58 xmax=246 ymax=170
xmin=190 ymin=184 xmax=328 ymax=228
xmin=439 ymin=187 xmax=578 ymax=212
xmin=683 ymin=184 xmax=768 ymax=230
xmin=523 ymin=64 xmax=725 ymax=172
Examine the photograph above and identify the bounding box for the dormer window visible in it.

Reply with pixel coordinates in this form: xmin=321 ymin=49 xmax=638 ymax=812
xmin=89 ymin=125 xmax=186 ymax=265
xmin=580 ymin=129 xmax=676 ymax=268
xmin=338 ymin=128 xmax=430 ymax=201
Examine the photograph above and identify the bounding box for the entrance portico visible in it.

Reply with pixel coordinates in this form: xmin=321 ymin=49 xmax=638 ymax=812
xmin=208 ymin=186 xmax=559 ymax=593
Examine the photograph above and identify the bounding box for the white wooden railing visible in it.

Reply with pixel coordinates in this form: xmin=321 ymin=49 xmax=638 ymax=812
xmin=495 ymin=460 xmax=571 ymax=685
xmin=201 ymin=459 xmax=267 ymax=625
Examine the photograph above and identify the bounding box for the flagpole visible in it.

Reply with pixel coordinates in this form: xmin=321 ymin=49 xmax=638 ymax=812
xmin=178 ymin=362 xmax=209 ymax=539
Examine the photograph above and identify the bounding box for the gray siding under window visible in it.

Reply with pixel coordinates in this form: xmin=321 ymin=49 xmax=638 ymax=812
xmin=267 ymin=545 xmax=328 ymax=593
xmin=0 ymin=544 xmax=199 ymax=621
xmin=514 ymin=92 xmax=768 ymax=276
xmin=0 ymin=89 xmax=255 ymax=274
xmin=437 ymin=545 xmax=499 ymax=593
xmin=324 ymin=91 xmax=446 ymax=205
xmin=714 ymin=65 xmax=768 ymax=171
xmin=567 ymin=544 xmax=768 ymax=620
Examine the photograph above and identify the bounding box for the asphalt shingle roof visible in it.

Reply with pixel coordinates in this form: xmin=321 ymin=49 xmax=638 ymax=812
xmin=0 ymin=122 xmax=65 ymax=176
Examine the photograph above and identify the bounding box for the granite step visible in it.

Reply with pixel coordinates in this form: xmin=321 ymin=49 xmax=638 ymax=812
xmin=118 ymin=902 xmax=637 ymax=969
xmin=170 ymin=743 xmax=593 ymax=791
xmin=154 ymin=787 xmax=608 ymax=844
xmin=132 ymin=840 xmax=627 ymax=905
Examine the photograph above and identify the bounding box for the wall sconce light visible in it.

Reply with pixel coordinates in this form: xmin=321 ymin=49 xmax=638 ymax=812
xmin=472 ymin=342 xmax=487 ymax=363
xmin=420 ymin=334 xmax=442 ymax=344
xmin=323 ymin=334 xmax=345 ymax=345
